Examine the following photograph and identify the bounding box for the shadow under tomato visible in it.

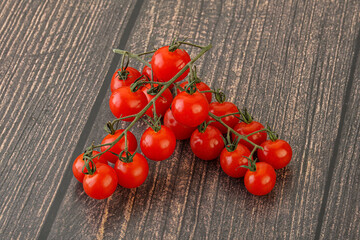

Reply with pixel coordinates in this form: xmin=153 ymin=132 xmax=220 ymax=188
xmin=71 ymin=147 xmax=295 ymax=234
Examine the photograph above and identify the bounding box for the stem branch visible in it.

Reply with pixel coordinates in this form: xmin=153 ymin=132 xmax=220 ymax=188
xmin=91 ymin=44 xmax=213 ymax=161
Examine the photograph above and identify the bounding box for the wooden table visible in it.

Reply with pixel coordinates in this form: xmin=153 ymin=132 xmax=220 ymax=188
xmin=1 ymin=0 xmax=359 ymax=239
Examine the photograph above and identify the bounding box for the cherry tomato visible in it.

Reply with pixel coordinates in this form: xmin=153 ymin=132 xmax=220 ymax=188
xmin=258 ymin=139 xmax=292 ymax=169
xmin=190 ymin=125 xmax=224 ymax=160
xmin=244 ymin=162 xmax=276 ymax=196
xmin=151 ymin=46 xmax=191 ymax=82
xmin=140 ymin=125 xmax=176 ymax=161
xmin=101 ymin=130 xmax=138 ymax=164
xmin=220 ymin=144 xmax=251 ymax=178
xmin=171 ymin=91 xmax=209 ymax=127
xmin=83 ymin=163 xmax=118 ymax=199
xmin=142 ymin=64 xmax=158 ymax=82
xmin=72 ymin=151 xmax=108 ymax=183
xmin=163 ymin=108 xmax=196 ymax=140
xmin=115 ymin=152 xmax=149 ymax=188
xmin=207 ymin=102 xmax=239 ymax=134
xmin=232 ymin=121 xmax=267 ymax=151
xmin=109 ymin=86 xmax=148 ymax=121
xmin=141 ymin=84 xmax=173 ymax=118
xmin=177 ymin=81 xmax=212 ymax=103
xmin=110 ymin=67 xmax=141 ymax=92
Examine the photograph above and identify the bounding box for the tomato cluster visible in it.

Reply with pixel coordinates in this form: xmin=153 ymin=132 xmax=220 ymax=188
xmin=73 ymin=41 xmax=293 ymax=199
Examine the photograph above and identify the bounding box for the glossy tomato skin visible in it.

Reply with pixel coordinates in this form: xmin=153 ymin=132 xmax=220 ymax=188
xmin=110 ymin=67 xmax=141 ymax=92
xmin=177 ymin=81 xmax=212 ymax=103
xmin=151 ymin=46 xmax=191 ymax=82
xmin=220 ymin=144 xmax=251 ymax=178
xmin=72 ymin=151 xmax=108 ymax=183
xmin=142 ymin=64 xmax=158 ymax=82
xmin=115 ymin=152 xmax=149 ymax=188
xmin=171 ymin=91 xmax=209 ymax=127
xmin=258 ymin=139 xmax=292 ymax=169
xmin=232 ymin=121 xmax=267 ymax=150
xmin=207 ymin=102 xmax=239 ymax=134
xmin=141 ymin=84 xmax=173 ymax=118
xmin=109 ymin=86 xmax=148 ymax=121
xmin=140 ymin=126 xmax=176 ymax=161
xmin=244 ymin=162 xmax=276 ymax=196
xmin=190 ymin=125 xmax=224 ymax=160
xmin=101 ymin=130 xmax=138 ymax=164
xmin=83 ymin=163 xmax=118 ymax=199
xmin=163 ymin=108 xmax=196 ymax=140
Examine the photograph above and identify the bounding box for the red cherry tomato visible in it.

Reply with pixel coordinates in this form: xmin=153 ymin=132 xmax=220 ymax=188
xmin=109 ymin=86 xmax=148 ymax=121
xmin=244 ymin=162 xmax=276 ymax=196
xmin=114 ymin=152 xmax=149 ymax=188
xmin=177 ymin=81 xmax=212 ymax=103
xmin=190 ymin=125 xmax=224 ymax=160
xmin=101 ymin=130 xmax=138 ymax=164
xmin=151 ymin=46 xmax=191 ymax=82
xmin=110 ymin=67 xmax=141 ymax=92
xmin=163 ymin=108 xmax=196 ymax=140
xmin=207 ymin=102 xmax=239 ymax=134
xmin=232 ymin=121 xmax=267 ymax=151
xmin=140 ymin=125 xmax=176 ymax=161
xmin=83 ymin=163 xmax=118 ymax=199
xmin=220 ymin=144 xmax=251 ymax=178
xmin=171 ymin=91 xmax=209 ymax=127
xmin=142 ymin=64 xmax=158 ymax=82
xmin=72 ymin=151 xmax=108 ymax=183
xmin=258 ymin=139 xmax=292 ymax=169
xmin=141 ymin=84 xmax=173 ymax=118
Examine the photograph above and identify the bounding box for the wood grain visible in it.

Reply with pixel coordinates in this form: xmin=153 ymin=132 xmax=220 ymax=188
xmin=318 ymin=32 xmax=360 ymax=239
xmin=46 ymin=0 xmax=360 ymax=240
xmin=0 ymin=0 xmax=137 ymax=238
xmin=1 ymin=0 xmax=359 ymax=239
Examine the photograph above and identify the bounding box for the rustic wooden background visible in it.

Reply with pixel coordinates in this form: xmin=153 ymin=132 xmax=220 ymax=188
xmin=1 ymin=0 xmax=359 ymax=239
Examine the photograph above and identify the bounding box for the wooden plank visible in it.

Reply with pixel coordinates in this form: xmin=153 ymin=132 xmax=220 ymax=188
xmin=48 ymin=0 xmax=360 ymax=239
xmin=317 ymin=33 xmax=360 ymax=240
xmin=0 ymin=0 xmax=137 ymax=239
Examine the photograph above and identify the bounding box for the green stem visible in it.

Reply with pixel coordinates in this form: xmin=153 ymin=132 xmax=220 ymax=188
xmin=113 ymin=49 xmax=151 ymax=67
xmin=199 ymin=90 xmax=216 ymax=93
xmin=244 ymin=128 xmax=268 ymax=138
xmin=216 ymin=112 xmax=241 ymax=119
xmin=249 ymin=145 xmax=257 ymax=158
xmin=141 ymin=81 xmax=167 ymax=85
xmin=92 ymin=143 xmax=112 ymax=148
xmin=208 ymin=112 xmax=264 ymax=150
xmin=137 ymin=50 xmax=157 ymax=56
xmin=111 ymin=114 xmax=138 ymax=126
xmin=91 ymin=44 xmax=212 ymax=161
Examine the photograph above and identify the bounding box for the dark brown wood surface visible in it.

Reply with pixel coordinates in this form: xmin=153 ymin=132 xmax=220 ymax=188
xmin=0 ymin=0 xmax=359 ymax=239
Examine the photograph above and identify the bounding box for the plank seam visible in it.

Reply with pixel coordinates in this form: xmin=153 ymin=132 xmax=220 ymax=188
xmin=36 ymin=0 xmax=145 ymax=239
xmin=314 ymin=27 xmax=360 ymax=240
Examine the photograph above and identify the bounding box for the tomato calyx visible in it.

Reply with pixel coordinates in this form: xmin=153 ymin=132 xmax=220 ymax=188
xmin=266 ymin=124 xmax=279 ymax=142
xmin=146 ymin=84 xmax=162 ymax=96
xmin=214 ymin=89 xmax=226 ymax=104
xmin=240 ymin=156 xmax=257 ymax=172
xmin=111 ymin=150 xmax=135 ymax=163
xmin=117 ymin=69 xmax=130 ymax=80
xmin=117 ymin=53 xmax=131 ymax=80
xmin=82 ymin=149 xmax=97 ymax=175
xmin=239 ymin=108 xmax=253 ymax=124
xmin=168 ymin=37 xmax=187 ymax=52
xmin=190 ymin=65 xmax=201 ymax=84
xmin=104 ymin=121 xmax=117 ymax=135
xmin=184 ymin=66 xmax=203 ymax=95
xmin=198 ymin=120 xmax=214 ymax=133
xmin=222 ymin=130 xmax=239 ymax=152
xmin=143 ymin=104 xmax=162 ymax=132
